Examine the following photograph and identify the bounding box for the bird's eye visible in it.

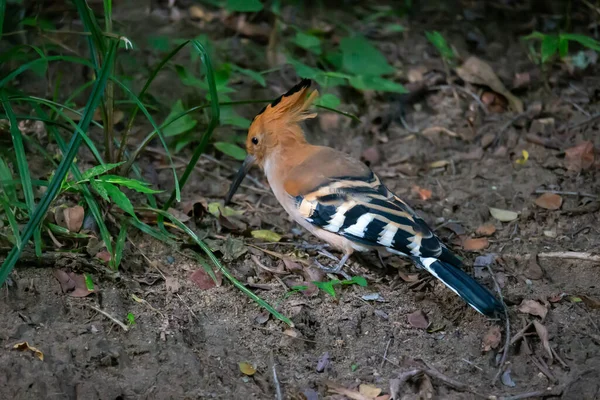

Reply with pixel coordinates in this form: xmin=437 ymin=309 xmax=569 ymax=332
xmin=251 ymin=137 xmax=259 ymax=145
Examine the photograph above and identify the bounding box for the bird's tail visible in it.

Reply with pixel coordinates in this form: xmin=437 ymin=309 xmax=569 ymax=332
xmin=417 ymin=257 xmax=505 ymax=318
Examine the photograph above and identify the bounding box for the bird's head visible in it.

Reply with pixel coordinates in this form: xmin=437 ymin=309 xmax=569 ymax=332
xmin=225 ymin=79 xmax=319 ymax=203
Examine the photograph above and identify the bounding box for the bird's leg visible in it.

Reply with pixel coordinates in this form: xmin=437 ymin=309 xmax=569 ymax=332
xmin=314 ymin=252 xmax=352 ymax=279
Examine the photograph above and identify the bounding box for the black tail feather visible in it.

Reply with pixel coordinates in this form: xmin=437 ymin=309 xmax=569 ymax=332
xmin=417 ymin=257 xmax=504 ymax=318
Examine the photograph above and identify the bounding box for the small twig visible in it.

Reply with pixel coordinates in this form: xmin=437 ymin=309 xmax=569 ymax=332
xmin=485 ymin=264 xmax=510 ymax=385
xmin=528 ymin=354 xmax=556 ymax=383
xmin=380 ymin=337 xmax=393 ymax=369
xmin=86 ymin=304 xmax=129 ymax=332
xmin=460 ymin=358 xmax=484 ymax=372
xmin=251 ymin=255 xmax=289 ymax=275
xmin=534 ymin=189 xmax=598 ymax=199
xmin=510 ymin=321 xmax=534 ymax=345
xmin=538 ymin=252 xmax=600 ymax=262
xmin=559 ymin=111 xmax=600 ymax=132
xmin=498 ymin=385 xmax=564 ymax=400
xmin=270 ymin=351 xmax=283 ymax=400
xmin=434 ymin=84 xmax=489 ymax=115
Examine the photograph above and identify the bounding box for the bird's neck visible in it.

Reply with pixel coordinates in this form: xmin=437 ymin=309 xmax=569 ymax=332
xmin=263 ymin=132 xmax=314 ymax=187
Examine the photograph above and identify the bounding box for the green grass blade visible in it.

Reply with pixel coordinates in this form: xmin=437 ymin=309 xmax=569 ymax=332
xmin=11 ymin=95 xmax=106 ymax=164
xmin=163 ymin=39 xmax=220 ymax=211
xmin=0 ymin=55 xmax=94 ymax=88
xmin=113 ymin=218 xmax=127 ymax=269
xmin=146 ymin=207 xmax=293 ymax=327
xmin=110 ymin=77 xmax=180 ymax=201
xmin=73 ymin=0 xmax=107 ymax=55
xmin=0 ymin=40 xmax=119 ymax=286
xmin=0 ymin=157 xmax=17 ymax=203
xmin=0 ymin=195 xmax=21 ymax=248
xmin=0 ymin=91 xmax=41 ymax=255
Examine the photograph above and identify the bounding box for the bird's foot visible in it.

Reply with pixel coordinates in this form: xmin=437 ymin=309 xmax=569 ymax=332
xmin=313 ymin=253 xmax=352 ymax=280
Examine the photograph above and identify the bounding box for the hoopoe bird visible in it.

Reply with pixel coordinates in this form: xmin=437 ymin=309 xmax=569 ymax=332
xmin=225 ymin=79 xmax=504 ymax=318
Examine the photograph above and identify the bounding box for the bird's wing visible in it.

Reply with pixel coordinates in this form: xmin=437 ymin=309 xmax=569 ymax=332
xmin=283 ymin=147 xmax=460 ymax=265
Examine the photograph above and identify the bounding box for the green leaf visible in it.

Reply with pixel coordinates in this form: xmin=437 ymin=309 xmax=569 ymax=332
xmin=558 ymin=36 xmax=569 ymax=59
xmin=313 ymin=281 xmax=337 ymax=298
xmin=348 ymin=75 xmax=407 ymax=93
xmin=97 ymin=175 xmax=162 ymax=193
xmin=127 ymin=312 xmax=136 ymax=325
xmin=541 ymin=35 xmax=559 ymax=63
xmin=147 ymin=35 xmax=171 ymax=52
xmin=84 ymin=273 xmax=95 ymax=291
xmin=250 ymin=230 xmax=282 ymax=242
xmin=293 ymin=32 xmax=322 ymax=55
xmin=340 ymin=35 xmax=395 ymax=76
xmin=163 ymin=99 xmax=197 ymax=137
xmin=425 ymin=31 xmax=455 ymax=61
xmin=314 ymin=93 xmax=341 ymax=108
xmin=80 ymin=161 xmax=125 ymax=181
xmin=560 ymin=33 xmax=600 ymax=52
xmin=344 ymin=276 xmax=367 ymax=286
xmin=286 ymin=56 xmax=320 ymax=79
xmin=214 ymin=141 xmax=247 ymax=160
xmin=385 ymin=23 xmax=405 ymax=33
xmin=220 ymin=106 xmax=251 ymax=128
xmin=98 ymin=181 xmax=137 ymax=219
xmin=226 ymin=0 xmax=263 ymax=12
xmin=231 ymin=64 xmax=266 ymax=86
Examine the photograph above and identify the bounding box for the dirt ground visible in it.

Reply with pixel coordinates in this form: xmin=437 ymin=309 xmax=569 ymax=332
xmin=1 ymin=1 xmax=600 ymax=399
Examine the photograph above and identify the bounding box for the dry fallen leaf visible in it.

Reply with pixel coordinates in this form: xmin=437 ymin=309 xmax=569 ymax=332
xmin=53 ymin=269 xmax=76 ymax=293
xmin=250 ymin=230 xmax=282 ymax=242
xmin=456 ymin=56 xmax=524 ymax=112
xmin=482 ymin=325 xmax=502 ymax=351
xmin=564 ymin=141 xmax=595 ymax=172
xmin=326 ymin=381 xmax=373 ymax=400
xmin=476 ymin=224 xmax=496 ymax=236
xmin=71 ymin=273 xmax=96 ymax=297
xmin=489 ymin=207 xmax=518 ymax=222
xmin=63 ymin=205 xmax=85 ymax=232
xmin=239 ymin=362 xmax=256 ymax=376
xmin=359 ymin=384 xmax=382 ymax=399
xmin=165 ymin=276 xmax=180 ymax=293
xmin=518 ymin=299 xmax=548 ymax=320
xmin=523 ymin=257 xmax=544 ymax=280
xmin=534 ymin=193 xmax=563 ymax=210
xmin=462 ymin=237 xmax=489 ymax=251
xmin=283 ymin=328 xmax=301 ymax=338
xmin=95 ymin=250 xmax=111 ymax=263
xmin=398 ymin=271 xmax=420 ymax=282
xmin=533 ymin=320 xmax=553 ymax=362
xmin=189 ymin=269 xmax=222 ymax=290
xmin=13 ymin=342 xmax=44 ymax=361
xmin=580 ymin=294 xmax=600 ymax=309
xmin=407 ymin=310 xmax=430 ymax=329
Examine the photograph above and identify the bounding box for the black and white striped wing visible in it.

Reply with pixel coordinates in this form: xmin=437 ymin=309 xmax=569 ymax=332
xmin=293 ymin=171 xmax=461 ymax=266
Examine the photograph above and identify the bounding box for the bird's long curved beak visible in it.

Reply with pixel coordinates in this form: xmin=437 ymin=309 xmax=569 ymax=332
xmin=224 ymin=154 xmax=256 ymax=204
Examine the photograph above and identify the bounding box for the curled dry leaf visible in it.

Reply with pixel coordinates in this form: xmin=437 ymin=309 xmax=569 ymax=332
xmin=407 ymin=310 xmax=430 ymax=329
xmin=53 ymin=270 xmax=76 ymax=293
xmin=283 ymin=328 xmax=301 ymax=338
xmin=238 ymin=362 xmax=256 ymax=376
xmin=95 ymin=250 xmax=112 ymax=263
xmin=462 ymin=237 xmax=489 ymax=251
xmin=63 ymin=205 xmax=85 ymax=232
xmin=564 ymin=141 xmax=594 ymax=173
xmin=398 ymin=271 xmax=420 ymax=282
xmin=13 ymin=342 xmax=44 ymax=361
xmin=476 ymin=224 xmax=496 ymax=236
xmin=482 ymin=325 xmax=502 ymax=351
xmin=316 ymin=352 xmax=330 ymax=373
xmin=456 ymin=56 xmax=524 ymax=112
xmin=489 ymin=207 xmax=518 ymax=222
xmin=524 ymin=256 xmax=544 ymax=280
xmin=534 ymin=193 xmax=563 ymax=210
xmin=501 ymin=368 xmax=516 ymax=387
xmin=326 ymin=381 xmax=373 ymax=400
xmin=518 ymin=299 xmax=548 ymax=320
xmin=580 ymin=294 xmax=600 ymax=309
xmin=533 ymin=320 xmax=553 ymax=362
xmin=71 ymin=273 xmax=96 ymax=297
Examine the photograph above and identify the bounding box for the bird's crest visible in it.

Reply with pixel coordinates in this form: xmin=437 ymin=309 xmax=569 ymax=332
xmin=254 ymin=79 xmax=319 ymax=124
